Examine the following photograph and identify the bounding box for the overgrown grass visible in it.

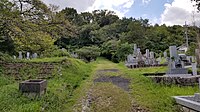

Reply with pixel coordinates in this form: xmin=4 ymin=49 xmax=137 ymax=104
xmin=90 ymin=83 xmax=132 ymax=112
xmin=0 ymin=57 xmax=92 ymax=112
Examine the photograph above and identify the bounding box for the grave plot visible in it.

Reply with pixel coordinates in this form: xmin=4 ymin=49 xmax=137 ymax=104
xmin=173 ymin=78 xmax=200 ymax=111
xmin=19 ymin=79 xmax=47 ymax=96
xmin=146 ymin=46 xmax=200 ymax=86
xmin=125 ymin=44 xmax=167 ymax=68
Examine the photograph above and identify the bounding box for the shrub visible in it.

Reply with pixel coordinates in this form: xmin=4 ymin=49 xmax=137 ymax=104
xmin=0 ymin=52 xmax=13 ymax=62
xmin=41 ymin=47 xmax=70 ymax=58
xmin=76 ymin=46 xmax=100 ymax=62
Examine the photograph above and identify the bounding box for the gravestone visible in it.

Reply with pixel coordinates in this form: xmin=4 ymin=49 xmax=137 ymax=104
xmin=167 ymin=46 xmax=189 ymax=75
xmin=169 ymin=46 xmax=178 ymax=61
xmin=150 ymin=52 xmax=154 ymax=59
xmin=133 ymin=44 xmax=137 ymax=55
xmin=186 ymin=56 xmax=192 ymax=63
xmin=71 ymin=52 xmax=78 ymax=58
xmin=19 ymin=51 xmax=22 ymax=59
xmin=127 ymin=55 xmax=134 ymax=62
xmin=32 ymin=53 xmax=38 ymax=59
xmin=26 ymin=52 xmax=30 ymax=59
xmin=137 ymin=48 xmax=141 ymax=55
xmin=146 ymin=49 xmax=150 ymax=58
xmin=164 ymin=51 xmax=167 ymax=58
xmin=126 ymin=54 xmax=138 ymax=67
xmin=195 ymin=49 xmax=200 ymax=65
xmin=192 ymin=63 xmax=197 ymax=76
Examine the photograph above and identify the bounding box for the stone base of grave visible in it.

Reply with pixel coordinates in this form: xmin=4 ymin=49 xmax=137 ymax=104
xmin=173 ymin=93 xmax=200 ymax=112
xmin=148 ymin=75 xmax=200 ymax=86
xmin=19 ymin=79 xmax=47 ymax=96
xmin=166 ymin=68 xmax=188 ymax=74
xmin=125 ymin=64 xmax=167 ymax=68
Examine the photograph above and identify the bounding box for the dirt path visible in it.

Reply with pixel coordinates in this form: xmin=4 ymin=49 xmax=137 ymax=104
xmin=74 ymin=61 xmax=149 ymax=112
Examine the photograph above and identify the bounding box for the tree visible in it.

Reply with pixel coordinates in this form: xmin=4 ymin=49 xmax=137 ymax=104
xmin=12 ymin=0 xmax=50 ymax=22
xmin=116 ymin=43 xmax=132 ymax=61
xmin=192 ymin=0 xmax=200 ymax=11
xmin=14 ymin=30 xmax=55 ymax=53
xmin=0 ymin=0 xmax=21 ymax=53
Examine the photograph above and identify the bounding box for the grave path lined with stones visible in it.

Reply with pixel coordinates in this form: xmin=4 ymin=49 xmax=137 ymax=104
xmin=74 ymin=62 xmax=149 ymax=112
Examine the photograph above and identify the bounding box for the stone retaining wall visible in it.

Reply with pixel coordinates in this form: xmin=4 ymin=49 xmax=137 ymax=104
xmin=148 ymin=75 xmax=200 ymax=86
xmin=127 ymin=64 xmax=167 ymax=69
xmin=0 ymin=62 xmax=63 ymax=80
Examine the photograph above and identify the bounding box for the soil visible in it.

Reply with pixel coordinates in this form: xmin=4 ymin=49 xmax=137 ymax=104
xmin=97 ymin=69 xmax=119 ymax=72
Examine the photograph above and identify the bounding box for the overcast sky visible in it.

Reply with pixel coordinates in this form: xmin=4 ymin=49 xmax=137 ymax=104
xmin=42 ymin=0 xmax=200 ymax=26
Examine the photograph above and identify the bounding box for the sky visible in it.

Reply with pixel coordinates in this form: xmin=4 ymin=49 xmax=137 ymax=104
xmin=42 ymin=0 xmax=200 ymax=26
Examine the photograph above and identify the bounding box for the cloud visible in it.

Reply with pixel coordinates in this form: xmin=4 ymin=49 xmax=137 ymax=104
xmin=42 ymin=0 xmax=134 ymax=18
xmin=142 ymin=0 xmax=151 ymax=5
xmin=42 ymin=0 xmax=95 ymax=12
xmin=161 ymin=0 xmax=200 ymax=26
xmin=86 ymin=0 xmax=134 ymax=18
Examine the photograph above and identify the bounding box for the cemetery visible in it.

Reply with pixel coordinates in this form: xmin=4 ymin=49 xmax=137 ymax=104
xmin=125 ymin=44 xmax=200 ymax=86
xmin=1 ymin=0 xmax=200 ymax=111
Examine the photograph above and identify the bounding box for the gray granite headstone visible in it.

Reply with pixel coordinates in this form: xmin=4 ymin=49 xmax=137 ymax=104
xmin=195 ymin=49 xmax=200 ymax=64
xmin=133 ymin=44 xmax=137 ymax=55
xmin=146 ymin=49 xmax=150 ymax=58
xmin=169 ymin=46 xmax=178 ymax=60
xmin=150 ymin=52 xmax=154 ymax=59
xmin=19 ymin=51 xmax=22 ymax=59
xmin=137 ymin=48 xmax=140 ymax=54
xmin=164 ymin=51 xmax=167 ymax=58
xmin=192 ymin=63 xmax=197 ymax=76
xmin=181 ymin=61 xmax=184 ymax=68
xmin=32 ymin=53 xmax=38 ymax=59
xmin=27 ymin=52 xmax=30 ymax=59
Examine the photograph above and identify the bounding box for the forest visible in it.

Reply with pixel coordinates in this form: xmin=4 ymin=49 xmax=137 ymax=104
xmin=0 ymin=0 xmax=199 ymax=62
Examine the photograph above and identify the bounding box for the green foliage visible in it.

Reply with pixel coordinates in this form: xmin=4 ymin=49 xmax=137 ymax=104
xmin=0 ymin=52 xmax=13 ymax=61
xmin=186 ymin=42 xmax=197 ymax=56
xmin=116 ymin=43 xmax=132 ymax=61
xmin=41 ymin=47 xmax=70 ymax=58
xmin=101 ymin=41 xmax=132 ymax=62
xmin=14 ymin=31 xmax=55 ymax=53
xmin=0 ymin=0 xmax=198 ymax=63
xmin=76 ymin=46 xmax=100 ymax=62
xmin=101 ymin=40 xmax=119 ymax=61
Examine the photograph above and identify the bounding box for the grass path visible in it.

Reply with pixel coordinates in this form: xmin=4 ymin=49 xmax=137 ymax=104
xmin=74 ymin=59 xmax=199 ymax=112
xmin=74 ymin=59 xmax=149 ymax=112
